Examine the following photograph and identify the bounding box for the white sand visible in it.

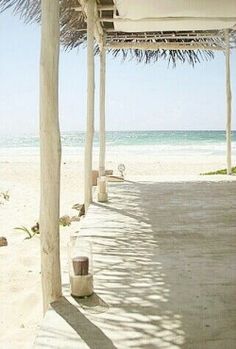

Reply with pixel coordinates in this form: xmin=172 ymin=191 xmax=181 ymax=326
xmin=0 ymin=153 xmax=236 ymax=348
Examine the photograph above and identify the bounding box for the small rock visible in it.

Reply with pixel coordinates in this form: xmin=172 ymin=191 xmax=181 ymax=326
xmin=72 ymin=203 xmax=83 ymax=211
xmin=70 ymin=216 xmax=80 ymax=222
xmin=79 ymin=204 xmax=85 ymax=217
xmin=72 ymin=203 xmax=85 ymax=217
xmin=105 ymin=169 xmax=113 ymax=176
xmin=0 ymin=237 xmax=8 ymax=247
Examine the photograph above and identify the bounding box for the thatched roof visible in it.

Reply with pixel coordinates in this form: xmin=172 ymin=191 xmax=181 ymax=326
xmin=1 ymin=0 xmax=236 ymax=66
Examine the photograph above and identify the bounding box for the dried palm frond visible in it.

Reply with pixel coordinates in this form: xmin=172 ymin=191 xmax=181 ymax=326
xmin=1 ymin=0 xmax=235 ymax=66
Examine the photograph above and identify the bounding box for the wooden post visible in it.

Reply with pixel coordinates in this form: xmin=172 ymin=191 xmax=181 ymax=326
xmin=225 ymin=29 xmax=232 ymax=175
xmin=99 ymin=43 xmax=106 ymax=177
xmin=40 ymin=0 xmax=62 ymax=313
xmin=84 ymin=0 xmax=95 ymax=211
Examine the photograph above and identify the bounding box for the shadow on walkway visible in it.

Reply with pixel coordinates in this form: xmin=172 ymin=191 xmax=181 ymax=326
xmin=80 ymin=181 xmax=236 ymax=348
xmin=51 ymin=296 xmax=117 ymax=349
xmin=35 ymin=180 xmax=236 ymax=348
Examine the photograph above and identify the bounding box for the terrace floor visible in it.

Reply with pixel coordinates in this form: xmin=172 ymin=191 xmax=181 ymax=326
xmin=34 ymin=179 xmax=236 ymax=349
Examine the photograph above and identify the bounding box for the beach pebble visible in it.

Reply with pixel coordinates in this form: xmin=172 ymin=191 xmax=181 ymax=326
xmin=72 ymin=203 xmax=85 ymax=216
xmin=0 ymin=236 xmax=8 ymax=247
xmin=70 ymin=216 xmax=80 ymax=222
xmin=105 ymin=169 xmax=113 ymax=175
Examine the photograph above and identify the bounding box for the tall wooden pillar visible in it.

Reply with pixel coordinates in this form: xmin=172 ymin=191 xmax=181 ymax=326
xmin=84 ymin=0 xmax=95 ymax=210
xmin=40 ymin=0 xmax=62 ymax=313
xmin=225 ymin=29 xmax=232 ymax=175
xmin=99 ymin=44 xmax=106 ymax=177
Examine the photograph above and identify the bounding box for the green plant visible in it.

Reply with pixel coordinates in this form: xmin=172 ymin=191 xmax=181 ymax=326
xmin=14 ymin=226 xmax=37 ymax=240
xmin=59 ymin=215 xmax=71 ymax=227
xmin=201 ymin=166 xmax=236 ymax=175
xmin=14 ymin=213 xmax=77 ymax=241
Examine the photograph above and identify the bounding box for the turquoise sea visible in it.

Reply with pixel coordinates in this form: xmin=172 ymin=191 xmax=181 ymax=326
xmin=0 ymin=131 xmax=235 ymax=157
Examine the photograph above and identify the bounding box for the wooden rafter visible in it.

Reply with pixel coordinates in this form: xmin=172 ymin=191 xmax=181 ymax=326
xmin=73 ymin=5 xmax=115 ymax=11
xmin=99 ymin=16 xmax=236 ymax=23
xmin=106 ymin=41 xmax=223 ymax=51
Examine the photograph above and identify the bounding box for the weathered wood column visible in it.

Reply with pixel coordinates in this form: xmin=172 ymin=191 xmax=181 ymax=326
xmin=225 ymin=29 xmax=232 ymax=175
xmin=99 ymin=43 xmax=106 ymax=177
xmin=40 ymin=0 xmax=62 ymax=313
xmin=84 ymin=0 xmax=95 ymax=211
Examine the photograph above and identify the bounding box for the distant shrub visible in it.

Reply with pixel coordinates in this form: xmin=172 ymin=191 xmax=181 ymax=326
xmin=201 ymin=166 xmax=236 ymax=175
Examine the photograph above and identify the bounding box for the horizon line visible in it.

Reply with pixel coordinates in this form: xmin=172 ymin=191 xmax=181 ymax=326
xmin=1 ymin=129 xmax=236 ymax=137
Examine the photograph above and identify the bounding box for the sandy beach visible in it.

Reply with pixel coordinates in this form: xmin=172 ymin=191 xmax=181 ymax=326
xmin=0 ymin=153 xmax=236 ymax=348
xmin=1 ymin=0 xmax=235 ymax=345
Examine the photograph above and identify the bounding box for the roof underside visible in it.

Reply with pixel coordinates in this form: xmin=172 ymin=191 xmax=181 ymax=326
xmin=1 ymin=0 xmax=236 ymax=65
xmin=113 ymin=0 xmax=236 ymax=32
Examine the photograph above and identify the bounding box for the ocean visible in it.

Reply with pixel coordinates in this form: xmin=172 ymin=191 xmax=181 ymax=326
xmin=0 ymin=131 xmax=235 ymax=158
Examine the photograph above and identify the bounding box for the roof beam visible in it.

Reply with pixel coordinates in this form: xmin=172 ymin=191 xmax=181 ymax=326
xmin=106 ymin=41 xmax=223 ymax=51
xmin=100 ymin=16 xmax=236 ymax=23
xmin=74 ymin=5 xmax=115 ymax=11
xmin=107 ymin=35 xmax=223 ymax=40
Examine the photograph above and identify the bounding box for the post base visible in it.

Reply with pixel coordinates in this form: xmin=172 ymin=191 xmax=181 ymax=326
xmin=70 ymin=274 xmax=93 ymax=297
xmin=98 ymin=192 xmax=108 ymax=202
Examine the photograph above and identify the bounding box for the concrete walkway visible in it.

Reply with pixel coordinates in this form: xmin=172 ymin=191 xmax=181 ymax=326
xmin=34 ymin=180 xmax=236 ymax=349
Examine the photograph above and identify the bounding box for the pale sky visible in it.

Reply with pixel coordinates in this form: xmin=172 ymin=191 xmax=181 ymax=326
xmin=0 ymin=11 xmax=235 ymax=135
